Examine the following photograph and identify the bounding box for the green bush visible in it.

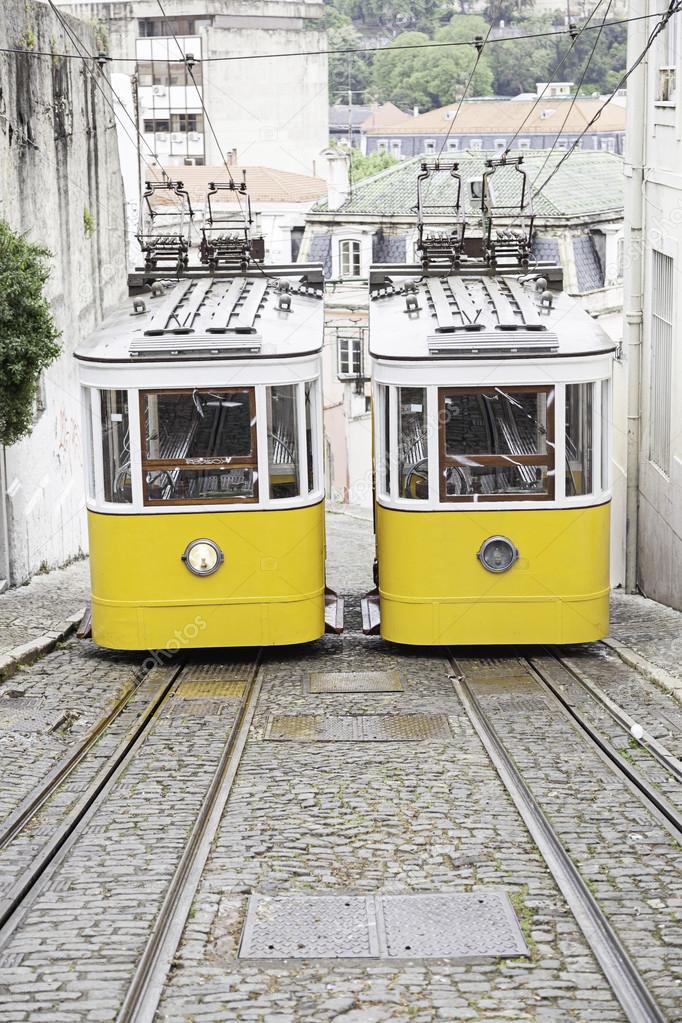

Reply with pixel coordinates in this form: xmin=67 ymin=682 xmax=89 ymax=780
xmin=0 ymin=221 xmax=61 ymax=445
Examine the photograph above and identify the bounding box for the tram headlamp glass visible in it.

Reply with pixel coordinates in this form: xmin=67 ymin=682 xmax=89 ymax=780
xmin=181 ymin=539 xmax=224 ymax=577
xmin=477 ymin=536 xmax=518 ymax=574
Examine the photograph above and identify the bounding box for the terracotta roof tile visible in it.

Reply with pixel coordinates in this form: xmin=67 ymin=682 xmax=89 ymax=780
xmin=149 ymin=164 xmax=326 ymax=204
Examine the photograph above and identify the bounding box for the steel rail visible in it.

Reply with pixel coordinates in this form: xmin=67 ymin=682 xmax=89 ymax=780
xmin=0 ymin=671 xmax=146 ymax=850
xmin=116 ymin=653 xmax=264 ymax=1023
xmin=451 ymin=669 xmax=667 ymax=1023
xmin=525 ymin=656 xmax=682 ymax=835
xmin=547 ymin=648 xmax=682 ymax=784
xmin=0 ymin=666 xmax=183 ymax=944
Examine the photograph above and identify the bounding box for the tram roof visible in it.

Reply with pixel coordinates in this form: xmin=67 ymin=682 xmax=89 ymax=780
xmin=368 ymin=265 xmax=617 ymax=362
xmin=74 ymin=266 xmax=324 ymax=364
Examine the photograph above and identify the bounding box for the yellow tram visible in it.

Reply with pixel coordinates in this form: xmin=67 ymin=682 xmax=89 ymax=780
xmin=362 ymin=158 xmax=616 ymax=646
xmin=76 ymin=233 xmax=339 ymax=649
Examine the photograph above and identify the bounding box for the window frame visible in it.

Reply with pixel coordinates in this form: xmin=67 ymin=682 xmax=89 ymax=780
xmin=437 ymin=385 xmax=556 ymax=503
xmin=139 ymin=386 xmax=259 ymax=506
xmin=337 ymin=332 xmax=363 ymax=379
xmin=339 ymin=239 xmax=361 ymax=278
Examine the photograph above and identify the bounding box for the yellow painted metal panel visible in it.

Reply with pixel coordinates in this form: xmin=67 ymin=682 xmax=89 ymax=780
xmin=87 ymin=503 xmax=325 ymax=649
xmin=375 ymin=502 xmax=610 ymax=645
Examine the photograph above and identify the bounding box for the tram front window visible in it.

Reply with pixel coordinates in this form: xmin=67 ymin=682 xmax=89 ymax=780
xmin=101 ymin=390 xmax=132 ymax=503
xmin=399 ymin=387 xmax=428 ymax=499
xmin=439 ymin=387 xmax=554 ymax=501
xmin=141 ymin=388 xmax=258 ymax=504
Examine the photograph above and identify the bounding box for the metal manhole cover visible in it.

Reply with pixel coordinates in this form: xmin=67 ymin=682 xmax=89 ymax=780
xmin=181 ymin=662 xmax=255 ymax=683
xmin=264 ymin=714 xmax=451 ymax=742
xmin=307 ymin=671 xmax=403 ymax=694
xmin=176 ymin=680 xmax=246 ymax=700
xmin=164 ymin=698 xmax=234 ymax=718
xmin=459 ymin=658 xmax=527 ymax=680
xmin=239 ymin=890 xmax=528 ymax=960
xmin=0 ymin=698 xmax=61 ymax=734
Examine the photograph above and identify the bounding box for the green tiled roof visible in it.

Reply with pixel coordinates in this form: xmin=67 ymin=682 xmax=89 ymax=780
xmin=313 ymin=151 xmax=623 ymax=219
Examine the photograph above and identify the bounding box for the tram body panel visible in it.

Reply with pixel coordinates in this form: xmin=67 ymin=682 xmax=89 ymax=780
xmin=375 ymin=502 xmax=609 ymax=645
xmin=87 ymin=503 xmax=325 ymax=649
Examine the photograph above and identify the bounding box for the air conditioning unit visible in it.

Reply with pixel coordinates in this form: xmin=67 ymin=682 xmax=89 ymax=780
xmin=188 ymin=131 xmax=201 ymax=142
xmin=171 ymin=132 xmax=184 ymax=142
xmin=152 ymin=85 xmax=167 ymax=97
xmin=156 ymin=132 xmax=168 ymax=142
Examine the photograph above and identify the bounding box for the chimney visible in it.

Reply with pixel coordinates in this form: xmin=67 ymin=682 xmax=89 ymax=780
xmin=319 ymin=147 xmax=351 ymax=211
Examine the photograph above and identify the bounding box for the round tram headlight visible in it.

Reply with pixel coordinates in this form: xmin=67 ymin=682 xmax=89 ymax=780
xmin=477 ymin=535 xmax=519 ymax=574
xmin=181 ymin=538 xmax=224 ymax=577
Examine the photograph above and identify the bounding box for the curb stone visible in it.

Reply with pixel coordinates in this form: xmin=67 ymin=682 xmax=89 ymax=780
xmin=0 ymin=608 xmax=86 ymax=684
xmin=602 ymin=635 xmax=682 ymax=705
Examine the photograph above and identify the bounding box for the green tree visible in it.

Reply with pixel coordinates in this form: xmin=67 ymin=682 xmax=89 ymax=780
xmin=349 ymin=147 xmax=399 ymax=181
xmin=371 ymin=17 xmax=494 ymax=110
xmin=327 ymin=0 xmax=453 ymax=36
xmin=0 ymin=221 xmax=61 ymax=445
xmin=325 ymin=8 xmax=373 ymax=106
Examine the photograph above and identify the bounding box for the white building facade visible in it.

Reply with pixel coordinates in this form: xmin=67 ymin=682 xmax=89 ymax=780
xmin=55 ymin=0 xmax=328 ymax=176
xmin=623 ymin=0 xmax=682 ymax=607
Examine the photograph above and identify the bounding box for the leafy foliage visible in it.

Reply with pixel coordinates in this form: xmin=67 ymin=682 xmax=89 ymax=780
xmin=371 ymin=17 xmax=493 ymax=110
xmin=0 ymin=221 xmax=61 ymax=446
xmin=349 ymin=147 xmax=399 ymax=181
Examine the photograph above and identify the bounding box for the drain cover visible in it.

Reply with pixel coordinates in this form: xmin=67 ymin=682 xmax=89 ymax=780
xmin=0 ymin=698 xmax=62 ymax=734
xmin=264 ymin=714 xmax=451 ymax=742
xmin=181 ymin=661 xmax=256 ymax=683
xmin=176 ymin=680 xmax=246 ymax=700
xmin=239 ymin=890 xmax=528 ymax=960
xmin=164 ymin=698 xmax=235 ymax=718
xmin=458 ymin=657 xmax=528 ymax=681
xmin=307 ymin=671 xmax=403 ymax=694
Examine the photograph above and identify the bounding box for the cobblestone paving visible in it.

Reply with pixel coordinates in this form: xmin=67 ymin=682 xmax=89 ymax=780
xmin=0 ymin=561 xmax=89 ymax=656
xmin=0 ymin=642 xmax=140 ymax=829
xmin=611 ymin=591 xmax=682 ymax=683
xmin=462 ymin=662 xmax=682 ymax=1022
xmin=0 ymin=679 xmax=247 ymax=1020
xmin=156 ymin=516 xmax=626 ymax=1023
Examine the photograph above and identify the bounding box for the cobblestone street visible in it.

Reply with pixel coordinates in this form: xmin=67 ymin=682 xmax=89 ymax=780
xmin=0 ymin=512 xmax=680 ymax=1021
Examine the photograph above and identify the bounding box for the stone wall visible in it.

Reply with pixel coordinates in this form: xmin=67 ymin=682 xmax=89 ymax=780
xmin=0 ymin=0 xmax=127 ymax=585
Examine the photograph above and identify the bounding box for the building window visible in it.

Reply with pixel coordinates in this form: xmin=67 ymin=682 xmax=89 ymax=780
xmin=649 ymin=251 xmax=674 ymax=473
xmin=424 ymin=139 xmax=436 ymax=153
xmin=338 ymin=333 xmax=363 ymax=378
xmin=518 ymin=138 xmax=531 ymax=150
xmin=137 ymin=61 xmax=203 ymax=87
xmin=377 ymin=139 xmax=388 ymax=151
xmin=143 ymin=118 xmax=171 ymax=133
xmin=599 ymin=137 xmax=616 ymax=152
xmin=494 ymin=138 xmax=506 ymax=151
xmin=656 ymin=18 xmax=678 ymax=103
xmin=339 ymin=239 xmax=361 ymax=278
xmin=138 ymin=17 xmax=208 ymax=36
xmin=171 ymin=113 xmax=203 ymax=133
xmin=469 ymin=138 xmax=482 ymax=150
xmin=446 ymin=139 xmax=460 ymax=152
xmin=390 ymin=139 xmax=402 ymax=156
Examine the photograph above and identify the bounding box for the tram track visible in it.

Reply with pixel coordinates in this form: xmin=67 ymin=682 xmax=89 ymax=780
xmin=449 ymin=650 xmax=678 ymax=1023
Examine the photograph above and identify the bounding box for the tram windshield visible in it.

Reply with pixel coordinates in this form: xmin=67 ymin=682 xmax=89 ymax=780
xmin=141 ymin=388 xmax=258 ymax=504
xmin=439 ymin=387 xmax=555 ymax=501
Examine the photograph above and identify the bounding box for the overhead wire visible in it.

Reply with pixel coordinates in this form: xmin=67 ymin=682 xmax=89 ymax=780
xmin=436 ymin=25 xmax=493 ymax=160
xmin=0 ymin=8 xmax=673 ymax=66
xmin=530 ymin=0 xmax=615 ymax=189
xmin=534 ymin=0 xmax=682 ymax=196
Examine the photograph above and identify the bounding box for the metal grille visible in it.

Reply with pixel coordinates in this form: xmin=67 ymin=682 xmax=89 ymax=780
xmin=164 ymin=698 xmax=235 ymax=718
xmin=239 ymin=890 xmax=527 ymax=960
xmin=649 ymin=250 xmax=674 ymax=473
xmin=458 ymin=657 xmax=528 ymax=681
xmin=264 ymin=714 xmax=451 ymax=742
xmin=181 ymin=661 xmax=256 ymax=683
xmin=175 ymin=680 xmax=246 ymax=699
xmin=307 ymin=671 xmax=403 ymax=694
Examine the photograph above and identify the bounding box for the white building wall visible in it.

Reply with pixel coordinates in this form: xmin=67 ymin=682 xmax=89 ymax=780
xmin=0 ymin=2 xmax=127 ymax=586
xmin=625 ymin=0 xmax=682 ymax=607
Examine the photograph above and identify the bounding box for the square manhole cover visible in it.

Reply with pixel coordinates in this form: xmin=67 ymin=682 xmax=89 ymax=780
xmin=239 ymin=890 xmax=528 ymax=960
xmin=176 ymin=680 xmax=246 ymax=700
xmin=307 ymin=671 xmax=403 ymax=694
xmin=264 ymin=714 xmax=451 ymax=742
xmin=181 ymin=661 xmax=256 ymax=683
xmin=164 ymin=698 xmax=235 ymax=718
xmin=458 ymin=657 xmax=527 ymax=681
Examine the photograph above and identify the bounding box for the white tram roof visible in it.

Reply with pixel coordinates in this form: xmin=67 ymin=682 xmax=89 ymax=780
xmin=74 ymin=266 xmax=324 ymax=364
xmin=369 ymin=265 xmax=617 ymax=362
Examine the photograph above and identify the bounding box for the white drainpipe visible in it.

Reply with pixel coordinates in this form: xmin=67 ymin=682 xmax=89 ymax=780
xmin=623 ymin=0 xmax=647 ymax=593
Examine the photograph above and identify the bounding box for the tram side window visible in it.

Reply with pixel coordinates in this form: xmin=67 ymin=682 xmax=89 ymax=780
xmin=565 ymin=383 xmax=593 ymax=496
xmin=305 ymin=381 xmax=318 ymax=493
xmin=267 ymin=385 xmax=300 ymax=499
xmin=141 ymin=388 xmax=258 ymax=504
xmin=398 ymin=387 xmax=428 ymax=499
xmin=378 ymin=385 xmax=390 ymax=497
xmin=82 ymin=388 xmax=96 ymax=500
xmin=439 ymin=387 xmax=554 ymax=501
xmin=101 ymin=390 xmax=132 ymax=504
xmin=601 ymin=379 xmax=610 ymax=491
